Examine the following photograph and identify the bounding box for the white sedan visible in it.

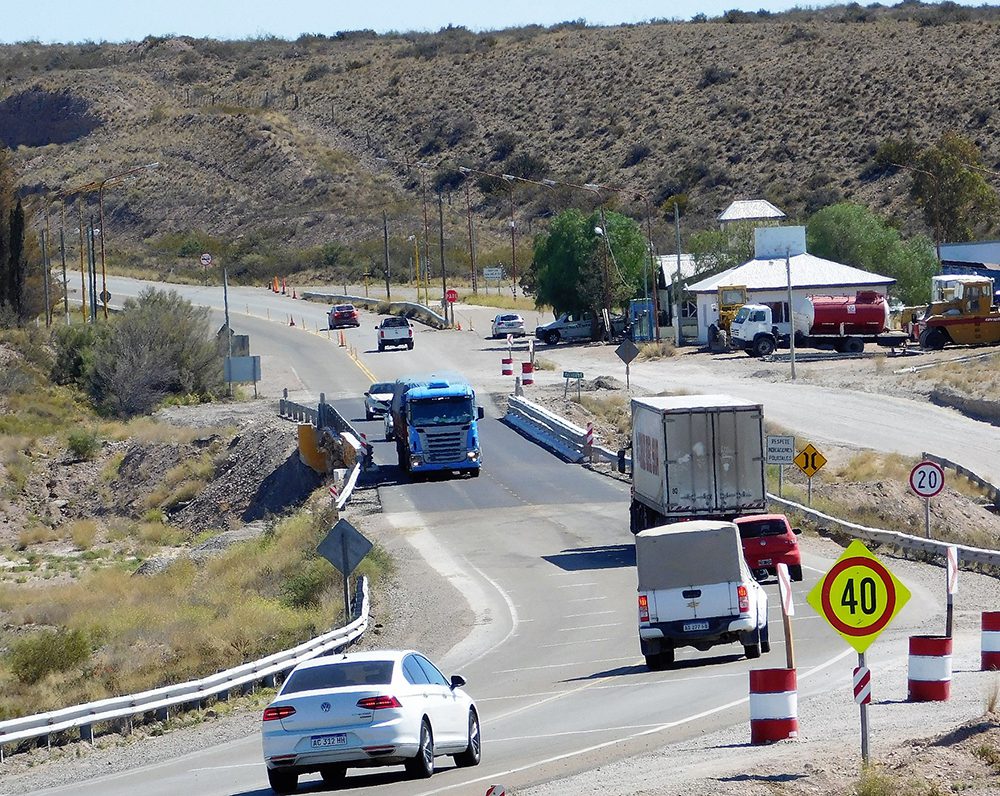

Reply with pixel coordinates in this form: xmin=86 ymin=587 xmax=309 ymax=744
xmin=261 ymin=650 xmax=481 ymax=793
xmin=491 ymin=313 xmax=526 ymax=338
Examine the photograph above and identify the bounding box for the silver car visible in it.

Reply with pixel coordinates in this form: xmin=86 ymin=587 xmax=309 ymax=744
xmin=261 ymin=650 xmax=480 ymax=793
xmin=364 ymin=381 xmax=395 ymax=420
xmin=491 ymin=313 xmax=526 ymax=338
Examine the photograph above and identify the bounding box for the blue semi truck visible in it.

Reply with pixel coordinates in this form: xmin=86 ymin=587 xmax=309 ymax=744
xmin=390 ymin=374 xmax=484 ymax=477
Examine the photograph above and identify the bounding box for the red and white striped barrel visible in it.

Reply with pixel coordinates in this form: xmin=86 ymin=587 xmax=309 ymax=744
xmin=908 ymin=635 xmax=952 ymax=701
xmin=982 ymin=612 xmax=1000 ymax=670
xmin=521 ymin=360 xmax=534 ymax=385
xmin=501 ymin=358 xmax=513 ymax=376
xmin=749 ymin=668 xmax=798 ymax=744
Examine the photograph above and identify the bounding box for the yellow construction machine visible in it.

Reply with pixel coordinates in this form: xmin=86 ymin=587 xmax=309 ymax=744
xmin=914 ymin=275 xmax=1000 ymax=349
xmin=709 ymin=284 xmax=748 ymax=342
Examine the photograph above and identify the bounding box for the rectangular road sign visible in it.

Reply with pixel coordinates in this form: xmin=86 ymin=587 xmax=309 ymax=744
xmin=483 ymin=267 xmax=503 ymax=280
xmin=767 ymin=435 xmax=795 ymax=465
xmin=562 ymin=371 xmax=584 ymax=379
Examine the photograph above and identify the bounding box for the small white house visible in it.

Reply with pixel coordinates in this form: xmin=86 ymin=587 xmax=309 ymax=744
xmin=685 ymin=227 xmax=895 ymax=345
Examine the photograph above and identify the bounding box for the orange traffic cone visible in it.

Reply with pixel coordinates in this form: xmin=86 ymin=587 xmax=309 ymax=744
xmin=289 ymin=315 xmax=295 ymax=326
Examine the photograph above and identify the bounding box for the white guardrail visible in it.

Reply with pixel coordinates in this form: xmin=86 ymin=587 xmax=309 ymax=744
xmin=506 ymin=395 xmax=1000 ymax=569
xmin=0 ymin=578 xmax=369 ymax=756
xmin=505 ymin=396 xmax=625 ymax=466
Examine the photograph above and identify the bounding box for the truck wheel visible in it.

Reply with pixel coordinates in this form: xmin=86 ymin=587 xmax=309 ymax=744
xmin=788 ymin=564 xmax=803 ymax=582
xmin=842 ymin=337 xmax=864 ymax=354
xmin=751 ymin=336 xmax=775 ymax=357
xmin=644 ymin=647 xmax=674 ymax=670
xmin=761 ymin=622 xmax=771 ymax=654
xmin=378 ymin=343 xmax=384 ymax=352
xmin=920 ymin=328 xmax=948 ymax=350
xmin=544 ymin=331 xmax=560 ymax=345
xmin=743 ymin=640 xmax=761 ymax=659
xmin=708 ymin=324 xmax=719 ymax=343
xmin=407 ymin=341 xmax=414 ymax=350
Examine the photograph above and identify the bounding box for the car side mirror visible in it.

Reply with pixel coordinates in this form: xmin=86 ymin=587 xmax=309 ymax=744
xmin=477 ymin=407 xmax=485 ymax=420
xmin=793 ymin=527 xmax=802 ymax=535
xmin=363 ymin=392 xmax=369 ymax=397
xmin=450 ymin=674 xmax=466 ymax=689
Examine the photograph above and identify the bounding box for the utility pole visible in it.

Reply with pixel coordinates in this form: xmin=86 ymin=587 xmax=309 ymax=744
xmin=465 ymin=178 xmax=477 ymax=294
xmin=438 ymin=193 xmax=448 ymax=323
xmin=673 ymin=201 xmax=683 ymax=347
xmin=382 ymin=210 xmax=391 ymax=300
xmin=40 ymin=229 xmax=51 ymax=327
xmin=508 ymin=179 xmax=517 ymax=299
xmin=77 ymin=200 xmax=87 ymax=322
xmin=59 ymin=226 xmax=69 ymax=324
xmin=98 ymin=184 xmax=108 ymax=319
xmin=599 ymin=206 xmax=612 ymax=336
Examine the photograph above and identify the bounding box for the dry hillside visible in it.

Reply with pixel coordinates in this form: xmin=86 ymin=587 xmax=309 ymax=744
xmin=2 ymin=3 xmax=1000 ymax=278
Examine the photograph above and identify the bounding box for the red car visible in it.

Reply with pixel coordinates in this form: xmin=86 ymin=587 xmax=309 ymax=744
xmin=735 ymin=513 xmax=802 ymax=582
xmin=328 ymin=303 xmax=360 ymax=329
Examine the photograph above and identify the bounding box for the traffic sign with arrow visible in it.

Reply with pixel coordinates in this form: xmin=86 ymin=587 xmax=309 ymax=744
xmin=793 ymin=443 xmax=827 ymax=478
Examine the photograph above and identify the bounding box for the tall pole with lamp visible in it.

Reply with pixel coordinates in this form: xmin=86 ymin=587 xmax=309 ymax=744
xmin=502 ymin=174 xmax=517 ymax=299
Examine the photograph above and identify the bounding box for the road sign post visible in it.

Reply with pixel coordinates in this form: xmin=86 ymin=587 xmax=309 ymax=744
xmin=807 ymin=540 xmax=911 ymax=766
xmin=777 ymin=562 xmax=796 ymax=669
xmin=909 ymin=460 xmax=944 ymax=539
xmin=793 ymin=443 xmax=827 ymax=505
xmin=767 ymin=435 xmax=795 ymax=497
xmin=615 ymin=340 xmax=640 ymax=390
xmin=946 ymin=544 xmax=958 ymax=638
xmin=317 ymin=519 xmax=374 ymax=621
xmin=562 ymin=371 xmax=583 ymax=399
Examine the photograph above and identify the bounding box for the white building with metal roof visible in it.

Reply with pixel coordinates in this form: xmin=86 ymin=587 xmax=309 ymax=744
xmin=717 ymin=199 xmax=786 ymax=224
xmin=685 ymin=226 xmax=895 ymax=344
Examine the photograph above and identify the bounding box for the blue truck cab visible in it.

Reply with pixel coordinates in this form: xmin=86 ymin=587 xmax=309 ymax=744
xmin=390 ymin=374 xmax=484 ymax=477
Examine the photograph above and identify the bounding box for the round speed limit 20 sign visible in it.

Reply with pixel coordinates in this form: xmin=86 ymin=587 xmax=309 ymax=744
xmin=806 ymin=540 xmax=911 ymax=653
xmin=909 ymin=460 xmax=945 ymax=499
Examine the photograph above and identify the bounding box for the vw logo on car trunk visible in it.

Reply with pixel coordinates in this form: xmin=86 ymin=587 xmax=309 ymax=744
xmin=321 ymin=702 xmax=331 ymax=712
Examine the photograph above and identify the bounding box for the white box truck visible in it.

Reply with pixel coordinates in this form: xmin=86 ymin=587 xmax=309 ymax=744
xmin=629 ymin=395 xmax=766 ymax=533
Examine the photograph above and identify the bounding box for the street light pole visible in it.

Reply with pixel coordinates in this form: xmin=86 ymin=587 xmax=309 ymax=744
xmin=503 ymin=175 xmax=517 ymax=299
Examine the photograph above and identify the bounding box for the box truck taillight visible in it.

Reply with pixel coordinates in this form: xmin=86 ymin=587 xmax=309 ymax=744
xmin=638 ymin=593 xmax=650 ymax=622
xmin=737 ymin=585 xmax=750 ymax=613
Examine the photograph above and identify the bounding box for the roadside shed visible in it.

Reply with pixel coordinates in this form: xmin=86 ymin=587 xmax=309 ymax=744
xmin=717 ymin=199 xmax=786 ymax=225
xmin=685 ymin=227 xmax=895 ymax=344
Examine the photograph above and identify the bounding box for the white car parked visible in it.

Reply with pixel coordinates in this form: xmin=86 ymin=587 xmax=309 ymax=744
xmin=261 ymin=650 xmax=480 ymax=793
xmin=491 ymin=313 xmax=526 ymax=338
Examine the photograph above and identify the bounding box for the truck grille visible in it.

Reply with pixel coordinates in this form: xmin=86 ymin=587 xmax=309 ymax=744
xmin=422 ymin=429 xmax=465 ymax=462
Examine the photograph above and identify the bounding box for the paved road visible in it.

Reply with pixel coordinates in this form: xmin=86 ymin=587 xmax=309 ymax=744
xmin=28 ymin=276 xmax=973 ymax=795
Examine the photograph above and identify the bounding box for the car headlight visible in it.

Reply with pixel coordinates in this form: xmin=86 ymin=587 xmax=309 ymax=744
xmin=410 ymin=456 xmax=422 ymax=469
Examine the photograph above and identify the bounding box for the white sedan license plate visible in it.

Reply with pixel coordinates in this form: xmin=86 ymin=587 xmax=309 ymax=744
xmin=683 ymin=621 xmax=709 ymax=632
xmin=311 ymin=734 xmax=347 ymax=749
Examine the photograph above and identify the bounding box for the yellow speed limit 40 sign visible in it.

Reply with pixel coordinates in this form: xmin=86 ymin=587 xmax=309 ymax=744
xmin=806 ymin=540 xmax=911 ymax=653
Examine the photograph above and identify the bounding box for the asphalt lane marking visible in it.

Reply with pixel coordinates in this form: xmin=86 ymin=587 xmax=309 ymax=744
xmin=190 ymin=762 xmax=259 ymax=772
xmin=540 ymin=637 xmax=615 ymax=648
xmin=556 ymin=581 xmax=597 ymax=588
xmin=556 ymin=623 xmax=619 ymax=632
xmin=567 ymin=596 xmax=607 ymax=603
xmin=494 ymin=656 xmax=633 ymax=673
xmin=565 ymin=610 xmax=616 ymax=618
xmin=416 ymin=646 xmax=857 ymax=795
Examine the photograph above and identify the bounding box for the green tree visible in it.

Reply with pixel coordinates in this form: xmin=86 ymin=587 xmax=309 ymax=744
xmin=0 ymin=147 xmax=29 ymax=325
xmin=910 ymin=132 xmax=998 ymax=247
xmin=531 ymin=208 xmax=647 ymax=318
xmin=806 ymin=203 xmax=939 ymax=305
xmin=86 ymin=288 xmax=222 ymax=417
xmin=688 ymin=222 xmax=756 ymax=276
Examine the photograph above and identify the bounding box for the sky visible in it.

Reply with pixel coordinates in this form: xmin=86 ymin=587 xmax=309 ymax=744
xmin=1 ymin=0 xmax=989 ymax=45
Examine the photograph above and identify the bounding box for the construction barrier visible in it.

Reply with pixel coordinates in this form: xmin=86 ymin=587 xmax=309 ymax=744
xmin=749 ymin=668 xmax=798 ymax=744
xmin=908 ymin=635 xmax=952 ymax=701
xmin=501 ymin=357 xmax=513 ymax=376
xmin=521 ymin=360 xmax=534 ymax=385
xmin=983 ymin=612 xmax=1000 ymax=670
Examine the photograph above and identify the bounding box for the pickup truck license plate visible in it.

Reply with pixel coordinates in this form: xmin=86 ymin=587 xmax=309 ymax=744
xmin=683 ymin=621 xmax=709 ymax=632
xmin=311 ymin=734 xmax=347 ymax=748
xmin=758 ymin=558 xmax=772 ymax=566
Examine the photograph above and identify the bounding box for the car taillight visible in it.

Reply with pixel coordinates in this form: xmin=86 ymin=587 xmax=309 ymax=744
xmin=263 ymin=705 xmax=296 ymax=721
xmin=357 ymin=695 xmax=402 ymax=710
xmin=379 ymin=330 xmax=384 ymax=338
xmin=737 ymin=585 xmax=750 ymax=613
xmin=638 ymin=593 xmax=650 ymax=622
xmin=408 ymin=328 xmax=412 ymax=337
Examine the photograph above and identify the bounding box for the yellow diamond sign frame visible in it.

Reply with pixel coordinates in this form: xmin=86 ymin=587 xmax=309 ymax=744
xmin=794 ymin=443 xmax=827 ymax=478
xmin=806 ymin=540 xmax=911 ymax=653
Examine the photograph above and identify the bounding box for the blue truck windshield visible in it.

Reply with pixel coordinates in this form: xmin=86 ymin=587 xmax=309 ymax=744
xmin=409 ymin=397 xmax=475 ymax=426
